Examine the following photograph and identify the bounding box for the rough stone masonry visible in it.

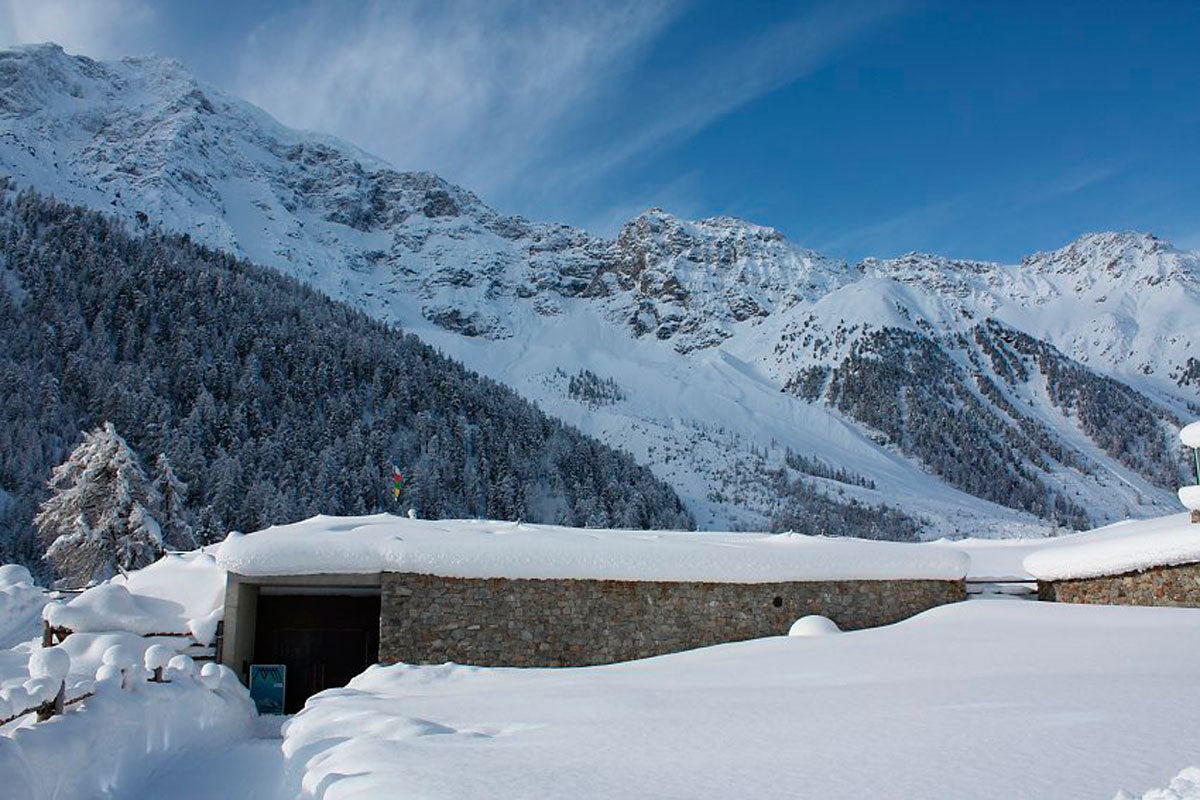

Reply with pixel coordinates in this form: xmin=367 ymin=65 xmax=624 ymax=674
xmin=1038 ymin=561 xmax=1200 ymax=607
xmin=379 ymin=572 xmax=965 ymax=667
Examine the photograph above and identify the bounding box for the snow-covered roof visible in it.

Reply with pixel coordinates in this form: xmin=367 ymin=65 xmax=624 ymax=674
xmin=215 ymin=515 xmax=969 ymax=583
xmin=1023 ymin=513 xmax=1200 ymax=581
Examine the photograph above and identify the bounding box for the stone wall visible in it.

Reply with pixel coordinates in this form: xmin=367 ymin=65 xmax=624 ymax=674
xmin=1038 ymin=561 xmax=1200 ymax=607
xmin=379 ymin=573 xmax=965 ymax=667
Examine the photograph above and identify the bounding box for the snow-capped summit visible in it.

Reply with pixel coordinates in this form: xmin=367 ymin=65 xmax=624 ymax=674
xmin=2 ymin=42 xmax=1196 ymax=536
xmin=593 ymin=208 xmax=846 ymax=351
xmin=1022 ymin=231 xmax=1198 ymax=286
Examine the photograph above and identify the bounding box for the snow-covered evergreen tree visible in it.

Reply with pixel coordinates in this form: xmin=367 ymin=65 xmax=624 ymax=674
xmin=34 ymin=422 xmax=164 ymax=584
xmin=152 ymin=454 xmax=196 ymax=550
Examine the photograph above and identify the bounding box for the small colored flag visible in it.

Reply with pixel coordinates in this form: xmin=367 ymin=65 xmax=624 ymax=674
xmin=391 ymin=461 xmax=403 ymax=500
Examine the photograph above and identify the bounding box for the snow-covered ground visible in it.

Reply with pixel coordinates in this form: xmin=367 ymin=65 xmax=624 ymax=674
xmin=280 ymin=599 xmax=1200 ymax=799
xmin=5 ymin=513 xmax=1200 ymax=797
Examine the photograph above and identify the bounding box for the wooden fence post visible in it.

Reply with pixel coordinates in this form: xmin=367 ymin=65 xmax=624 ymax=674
xmin=36 ymin=680 xmax=65 ymax=722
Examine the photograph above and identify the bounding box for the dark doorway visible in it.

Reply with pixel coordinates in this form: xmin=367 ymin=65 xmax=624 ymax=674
xmin=254 ymin=593 xmax=381 ymax=713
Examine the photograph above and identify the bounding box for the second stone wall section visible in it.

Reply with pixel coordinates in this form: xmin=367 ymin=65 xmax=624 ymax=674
xmin=380 ymin=572 xmax=965 ymax=667
xmin=1038 ymin=561 xmax=1200 ymax=607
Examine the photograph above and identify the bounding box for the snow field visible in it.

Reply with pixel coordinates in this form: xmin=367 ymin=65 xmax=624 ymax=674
xmin=280 ymin=600 xmax=1200 ymax=799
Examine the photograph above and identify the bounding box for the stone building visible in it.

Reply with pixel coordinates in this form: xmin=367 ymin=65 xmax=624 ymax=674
xmin=217 ymin=515 xmax=968 ymax=712
xmin=1025 ymin=512 xmax=1200 ymax=611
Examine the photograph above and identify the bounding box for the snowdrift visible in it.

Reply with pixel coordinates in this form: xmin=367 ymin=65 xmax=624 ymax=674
xmin=44 ymin=552 xmax=225 ymax=644
xmin=0 ymin=667 xmax=254 ymax=800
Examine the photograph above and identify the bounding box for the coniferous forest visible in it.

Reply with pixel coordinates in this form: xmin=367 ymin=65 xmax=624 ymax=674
xmin=0 ymin=190 xmax=694 ymax=575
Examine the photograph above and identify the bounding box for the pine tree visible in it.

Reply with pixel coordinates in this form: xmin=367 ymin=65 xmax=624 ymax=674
xmin=34 ymin=422 xmax=164 ymax=584
xmin=152 ymin=454 xmax=196 ymax=550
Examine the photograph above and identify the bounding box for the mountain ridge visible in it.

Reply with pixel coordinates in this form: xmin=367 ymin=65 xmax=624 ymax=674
xmin=2 ymin=42 xmax=1194 ymax=536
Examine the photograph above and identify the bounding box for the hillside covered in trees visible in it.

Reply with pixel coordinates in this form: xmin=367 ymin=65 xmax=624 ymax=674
xmin=0 ymin=190 xmax=693 ymax=574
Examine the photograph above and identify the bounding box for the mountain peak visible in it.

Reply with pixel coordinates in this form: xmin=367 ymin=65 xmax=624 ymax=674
xmin=1023 ymin=230 xmax=1196 ymax=284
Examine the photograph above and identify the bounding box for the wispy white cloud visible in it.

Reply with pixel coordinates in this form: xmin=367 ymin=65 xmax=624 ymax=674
xmin=1 ymin=0 xmax=910 ymax=237
xmin=583 ymin=171 xmax=709 ymax=238
xmin=543 ymin=1 xmax=907 ymax=196
xmin=0 ymin=0 xmax=159 ymax=58
xmin=234 ymin=0 xmax=905 ymax=220
xmin=810 ymin=196 xmax=966 ymax=261
xmin=234 ymin=0 xmax=681 ymax=205
xmin=1021 ymin=159 xmax=1130 ymax=206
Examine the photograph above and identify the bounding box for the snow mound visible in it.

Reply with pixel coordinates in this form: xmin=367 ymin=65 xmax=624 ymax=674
xmin=0 ymin=565 xmax=33 ymax=587
xmin=0 ymin=564 xmax=48 ymax=650
xmin=27 ymin=647 xmax=70 ymax=681
xmin=43 ymin=551 xmax=225 ymax=643
xmin=142 ymin=644 xmax=174 ymax=671
xmin=1179 ymin=486 xmax=1200 ymax=512
xmin=45 ymin=584 xmax=186 ymax=636
xmin=217 ymin=514 xmax=969 ymax=582
xmin=1181 ymin=421 xmax=1200 ymax=449
xmin=788 ymin=615 xmax=841 ymax=636
xmin=1024 ymin=514 xmax=1200 ymax=581
xmin=0 ymin=658 xmax=255 ymax=800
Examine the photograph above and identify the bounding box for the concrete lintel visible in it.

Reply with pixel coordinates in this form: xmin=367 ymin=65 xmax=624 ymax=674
xmin=228 ymin=572 xmax=383 ymax=587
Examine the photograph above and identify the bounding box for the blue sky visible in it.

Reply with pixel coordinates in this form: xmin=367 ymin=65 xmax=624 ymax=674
xmin=3 ymin=0 xmax=1198 ymax=261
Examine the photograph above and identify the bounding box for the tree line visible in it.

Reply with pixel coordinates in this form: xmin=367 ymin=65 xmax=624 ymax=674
xmin=0 ymin=189 xmax=693 ymax=578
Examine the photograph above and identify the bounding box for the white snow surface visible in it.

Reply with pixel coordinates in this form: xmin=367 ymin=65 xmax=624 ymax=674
xmin=0 ymin=566 xmax=47 ymax=650
xmin=0 ymin=664 xmax=254 ymax=800
xmin=1180 ymin=485 xmax=1200 ymax=512
xmin=1024 ymin=513 xmax=1200 ymax=580
xmin=1181 ymin=421 xmax=1200 ymax=449
xmin=280 ymin=600 xmax=1200 ymax=799
xmin=42 ymin=551 xmax=225 ymax=643
xmin=215 ymin=514 xmax=969 ymax=582
xmin=787 ymin=614 xmax=840 ymax=636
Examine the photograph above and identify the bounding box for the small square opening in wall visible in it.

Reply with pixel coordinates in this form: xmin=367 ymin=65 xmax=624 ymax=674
xmin=773 ymin=596 xmax=783 ymax=608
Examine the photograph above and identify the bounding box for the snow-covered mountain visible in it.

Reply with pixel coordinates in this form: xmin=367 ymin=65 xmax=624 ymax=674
xmin=2 ymin=43 xmax=1196 ymax=537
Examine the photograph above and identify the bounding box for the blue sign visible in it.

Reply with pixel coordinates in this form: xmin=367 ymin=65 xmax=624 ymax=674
xmin=249 ymin=664 xmax=286 ymax=714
